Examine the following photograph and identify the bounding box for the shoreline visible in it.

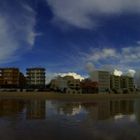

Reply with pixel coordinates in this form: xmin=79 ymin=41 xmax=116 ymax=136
xmin=0 ymin=92 xmax=139 ymax=101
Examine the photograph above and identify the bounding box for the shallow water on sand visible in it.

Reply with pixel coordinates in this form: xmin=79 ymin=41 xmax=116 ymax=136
xmin=0 ymin=98 xmax=140 ymax=140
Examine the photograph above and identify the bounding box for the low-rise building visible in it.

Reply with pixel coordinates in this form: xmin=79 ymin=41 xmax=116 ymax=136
xmin=66 ymin=76 xmax=82 ymax=94
xmin=50 ymin=76 xmax=82 ymax=94
xmin=80 ymin=79 xmax=98 ymax=94
xmin=50 ymin=76 xmax=68 ymax=91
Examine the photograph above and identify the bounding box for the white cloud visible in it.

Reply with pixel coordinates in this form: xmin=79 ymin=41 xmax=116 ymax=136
xmin=47 ymin=0 xmax=140 ymax=29
xmin=86 ymin=48 xmax=117 ymax=62
xmin=0 ymin=1 xmax=36 ymax=63
xmin=121 ymin=47 xmax=140 ymax=63
xmin=0 ymin=17 xmax=18 ymax=62
xmin=114 ymin=69 xmax=123 ymax=76
xmin=86 ymin=62 xmax=95 ymax=73
xmin=79 ymin=45 xmax=140 ymax=78
xmin=127 ymin=69 xmax=136 ymax=77
xmin=57 ymin=72 xmax=85 ymax=81
xmin=46 ymin=72 xmax=85 ymax=84
xmin=83 ymin=46 xmax=140 ymax=67
xmin=22 ymin=3 xmax=35 ymax=13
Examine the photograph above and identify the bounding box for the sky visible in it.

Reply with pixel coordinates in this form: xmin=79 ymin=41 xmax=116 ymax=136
xmin=0 ymin=0 xmax=140 ymax=82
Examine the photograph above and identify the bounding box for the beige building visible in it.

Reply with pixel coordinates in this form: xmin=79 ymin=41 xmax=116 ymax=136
xmin=121 ymin=76 xmax=134 ymax=90
xmin=66 ymin=76 xmax=82 ymax=94
xmin=26 ymin=68 xmax=45 ymax=88
xmin=0 ymin=68 xmax=20 ymax=86
xmin=0 ymin=68 xmax=26 ymax=88
xmin=91 ymin=71 xmax=110 ymax=93
xmin=110 ymin=75 xmax=121 ymax=91
xmin=110 ymin=75 xmax=135 ymax=93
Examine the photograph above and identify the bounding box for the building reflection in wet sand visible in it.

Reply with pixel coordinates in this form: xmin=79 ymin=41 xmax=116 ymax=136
xmin=0 ymin=99 xmax=25 ymax=117
xmin=53 ymin=100 xmax=135 ymax=121
xmin=82 ymin=100 xmax=134 ymax=120
xmin=110 ymin=100 xmax=134 ymax=116
xmin=0 ymin=99 xmax=138 ymax=121
xmin=53 ymin=102 xmax=82 ymax=116
xmin=0 ymin=99 xmax=46 ymax=120
xmin=134 ymin=99 xmax=140 ymax=123
xmin=26 ymin=100 xmax=46 ymax=120
xmin=0 ymin=99 xmax=139 ymax=140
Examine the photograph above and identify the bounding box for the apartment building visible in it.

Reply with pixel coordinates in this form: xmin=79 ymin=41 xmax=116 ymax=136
xmin=110 ymin=75 xmax=121 ymax=90
xmin=121 ymin=76 xmax=134 ymax=90
xmin=110 ymin=75 xmax=135 ymax=93
xmin=26 ymin=68 xmax=46 ymax=88
xmin=91 ymin=70 xmax=110 ymax=93
xmin=0 ymin=68 xmax=22 ymax=88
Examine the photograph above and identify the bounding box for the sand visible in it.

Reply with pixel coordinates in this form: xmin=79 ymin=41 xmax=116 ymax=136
xmin=0 ymin=92 xmax=139 ymax=101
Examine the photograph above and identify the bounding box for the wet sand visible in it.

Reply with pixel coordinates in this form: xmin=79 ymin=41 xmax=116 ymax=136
xmin=0 ymin=92 xmax=139 ymax=101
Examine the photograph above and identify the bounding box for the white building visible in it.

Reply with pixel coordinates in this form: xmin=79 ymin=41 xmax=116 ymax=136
xmin=134 ymin=71 xmax=140 ymax=89
xmin=50 ymin=76 xmax=82 ymax=94
xmin=50 ymin=76 xmax=68 ymax=91
xmin=91 ymin=71 xmax=110 ymax=93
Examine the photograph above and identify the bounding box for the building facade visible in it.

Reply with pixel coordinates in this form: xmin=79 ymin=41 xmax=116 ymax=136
xmin=110 ymin=75 xmax=121 ymax=93
xmin=19 ymin=72 xmax=26 ymax=88
xmin=80 ymin=79 xmax=98 ymax=94
xmin=50 ymin=76 xmax=82 ymax=94
xmin=110 ymin=75 xmax=135 ymax=93
xmin=50 ymin=76 xmax=68 ymax=91
xmin=0 ymin=68 xmax=24 ymax=88
xmin=26 ymin=68 xmax=46 ymax=88
xmin=66 ymin=76 xmax=82 ymax=94
xmin=120 ymin=76 xmax=134 ymax=92
xmin=91 ymin=71 xmax=110 ymax=93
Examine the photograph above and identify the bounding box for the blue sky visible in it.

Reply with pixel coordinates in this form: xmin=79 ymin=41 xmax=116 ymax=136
xmin=0 ymin=0 xmax=140 ymax=79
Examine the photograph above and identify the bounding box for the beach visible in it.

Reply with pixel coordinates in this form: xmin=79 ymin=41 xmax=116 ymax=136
xmin=0 ymin=92 xmax=139 ymax=101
